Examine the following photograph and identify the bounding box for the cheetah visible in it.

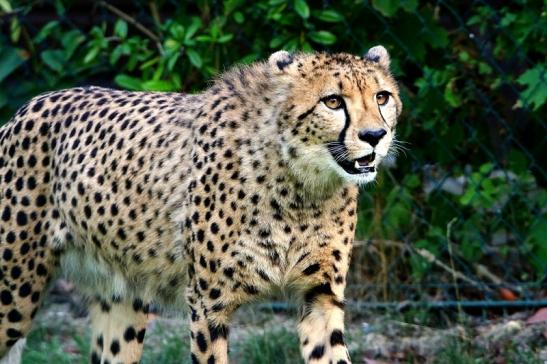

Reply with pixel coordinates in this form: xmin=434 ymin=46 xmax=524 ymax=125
xmin=0 ymin=46 xmax=402 ymax=363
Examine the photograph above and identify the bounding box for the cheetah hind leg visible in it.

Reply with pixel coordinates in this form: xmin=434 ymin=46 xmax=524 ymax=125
xmin=89 ymin=298 xmax=149 ymax=364
xmin=0 ymin=232 xmax=57 ymax=363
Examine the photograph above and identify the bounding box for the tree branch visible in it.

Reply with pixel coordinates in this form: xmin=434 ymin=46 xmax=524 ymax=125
xmin=98 ymin=1 xmax=163 ymax=54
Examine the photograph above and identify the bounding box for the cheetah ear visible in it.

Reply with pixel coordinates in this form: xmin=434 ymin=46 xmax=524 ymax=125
xmin=268 ymin=50 xmax=295 ymax=74
xmin=364 ymin=45 xmax=390 ymax=69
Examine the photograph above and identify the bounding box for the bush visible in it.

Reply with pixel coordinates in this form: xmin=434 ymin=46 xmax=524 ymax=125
xmin=0 ymin=0 xmax=545 ymax=300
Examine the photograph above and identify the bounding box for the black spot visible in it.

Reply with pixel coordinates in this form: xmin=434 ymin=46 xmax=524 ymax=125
xmin=6 ymin=232 xmax=16 ymax=244
xmin=304 ymin=283 xmax=334 ymax=304
xmin=32 ymin=99 xmax=44 ymax=112
xmin=196 ymin=331 xmax=207 ymax=352
xmin=36 ymin=195 xmax=47 ymax=207
xmin=7 ymin=309 xmax=23 ymax=322
xmin=196 ymin=229 xmax=205 ymax=243
xmin=303 ymin=263 xmax=320 ymax=275
xmin=110 ymin=339 xmax=120 ymax=355
xmin=124 ymin=326 xmax=137 ymax=342
xmin=2 ymin=206 xmax=11 ymax=221
xmin=137 ymin=328 xmax=146 ymax=343
xmin=10 ymin=266 xmax=22 ymax=279
xmin=18 ymin=282 xmax=32 ymax=298
xmin=199 ymin=278 xmax=208 ymax=291
xmin=3 ymin=249 xmax=12 ymax=261
xmin=100 ymin=301 xmax=111 ymax=312
xmin=36 ymin=263 xmax=48 ymax=276
xmin=309 ymin=344 xmax=325 ymax=360
xmin=330 ymin=329 xmax=345 ymax=346
xmin=207 ymin=355 xmax=216 ymax=364
xmin=209 ymin=288 xmax=221 ymax=300
xmin=223 ymin=267 xmax=234 ymax=279
xmin=91 ymin=351 xmax=100 ymax=364
xmin=208 ymin=323 xmax=229 ymax=342
xmin=0 ymin=290 xmax=13 ymax=305
xmin=132 ymin=298 xmax=144 ymax=312
xmin=6 ymin=328 xmax=22 ymax=338
xmin=16 ymin=211 xmax=28 ymax=226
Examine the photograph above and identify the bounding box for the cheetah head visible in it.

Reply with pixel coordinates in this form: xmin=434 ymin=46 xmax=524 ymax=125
xmin=270 ymin=46 xmax=402 ymax=188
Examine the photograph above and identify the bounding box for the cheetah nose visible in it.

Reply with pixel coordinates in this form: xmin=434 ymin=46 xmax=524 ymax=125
xmin=358 ymin=128 xmax=387 ymax=147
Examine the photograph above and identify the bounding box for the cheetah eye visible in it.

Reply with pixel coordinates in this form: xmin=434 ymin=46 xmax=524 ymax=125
xmin=322 ymin=95 xmax=344 ymax=110
xmin=376 ymin=91 xmax=391 ymax=106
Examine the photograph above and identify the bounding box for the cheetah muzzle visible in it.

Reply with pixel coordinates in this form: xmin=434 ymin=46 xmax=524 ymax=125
xmin=0 ymin=45 xmax=402 ymax=364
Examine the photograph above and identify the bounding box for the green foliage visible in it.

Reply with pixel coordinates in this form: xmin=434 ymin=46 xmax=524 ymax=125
xmin=0 ymin=0 xmax=545 ymax=293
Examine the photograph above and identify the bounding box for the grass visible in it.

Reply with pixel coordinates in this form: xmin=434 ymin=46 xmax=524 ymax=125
xmin=20 ymin=305 xmax=546 ymax=363
xmin=23 ymin=325 xmax=89 ymax=364
xmin=235 ymin=326 xmax=301 ymax=364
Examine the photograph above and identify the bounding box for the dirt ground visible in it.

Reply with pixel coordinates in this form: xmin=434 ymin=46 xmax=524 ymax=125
xmin=23 ymin=280 xmax=547 ymax=363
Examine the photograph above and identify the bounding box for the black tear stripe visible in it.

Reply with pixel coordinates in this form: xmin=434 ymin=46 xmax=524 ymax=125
xmin=338 ymin=105 xmax=351 ymax=144
xmin=297 ymin=105 xmax=316 ymax=121
xmin=327 ymin=104 xmax=352 ymax=158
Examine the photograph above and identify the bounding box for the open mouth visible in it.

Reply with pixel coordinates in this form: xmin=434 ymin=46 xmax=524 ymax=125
xmin=333 ymin=152 xmax=376 ymax=175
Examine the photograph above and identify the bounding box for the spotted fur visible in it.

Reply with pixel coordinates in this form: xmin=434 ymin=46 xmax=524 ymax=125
xmin=0 ymin=47 xmax=401 ymax=363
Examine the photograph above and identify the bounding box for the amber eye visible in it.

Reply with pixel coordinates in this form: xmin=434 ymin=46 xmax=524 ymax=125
xmin=376 ymin=91 xmax=390 ymax=106
xmin=323 ymin=95 xmax=344 ymax=110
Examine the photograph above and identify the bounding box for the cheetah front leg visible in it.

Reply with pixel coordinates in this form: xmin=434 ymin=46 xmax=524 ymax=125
xmin=186 ymin=289 xmax=233 ymax=364
xmin=89 ymin=298 xmax=149 ymax=364
xmin=297 ymin=282 xmax=351 ymax=364
xmin=292 ymin=239 xmax=353 ymax=364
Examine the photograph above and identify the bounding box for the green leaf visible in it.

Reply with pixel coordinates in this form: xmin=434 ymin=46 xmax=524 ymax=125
xmin=0 ymin=46 xmax=26 ymax=83
xmin=166 ymin=51 xmax=180 ymax=71
xmin=109 ymin=43 xmax=130 ymax=65
xmin=141 ymin=79 xmax=176 ymax=92
xmin=83 ymin=46 xmax=100 ymax=64
xmin=444 ymin=78 xmax=462 ymax=108
xmin=479 ymin=162 xmax=493 ymax=174
xmin=308 ymin=30 xmax=337 ymax=45
xmin=114 ymin=74 xmax=142 ymax=90
xmin=34 ymin=21 xmax=60 ymax=43
xmin=61 ymin=30 xmax=85 ymax=59
xmin=269 ymin=35 xmax=287 ymax=49
xmin=170 ymin=24 xmax=185 ymax=40
xmin=233 ymin=11 xmax=245 ymax=24
xmin=41 ymin=50 xmax=65 ymax=73
xmin=114 ymin=19 xmax=128 ymax=38
xmin=517 ymin=65 xmax=547 ymax=110
xmin=217 ymin=34 xmax=233 ymax=44
xmin=10 ymin=17 xmax=21 ymax=43
xmin=186 ymin=49 xmax=203 ymax=68
xmin=371 ymin=0 xmax=400 ymax=17
xmin=185 ymin=17 xmax=202 ymax=41
xmin=238 ymin=53 xmax=260 ymax=64
xmin=313 ymin=10 xmax=344 ymax=23
xmin=0 ymin=0 xmax=12 ymax=11
xmin=293 ymin=0 xmax=309 ymax=19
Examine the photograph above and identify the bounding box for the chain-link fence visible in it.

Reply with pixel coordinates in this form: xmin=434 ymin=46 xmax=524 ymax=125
xmin=1 ymin=1 xmax=545 ymax=311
